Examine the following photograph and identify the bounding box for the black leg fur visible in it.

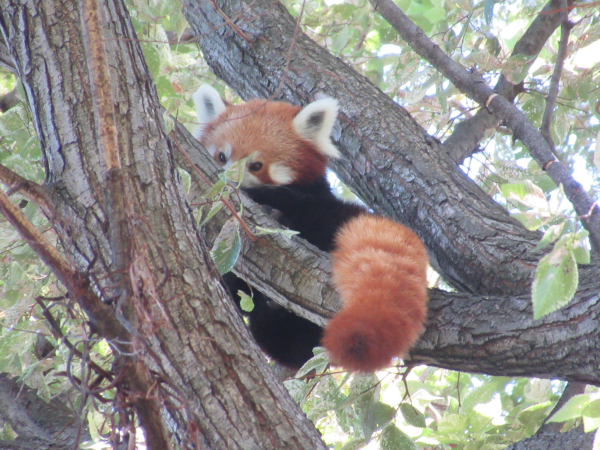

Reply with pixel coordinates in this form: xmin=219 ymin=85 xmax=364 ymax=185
xmin=222 ymin=272 xmax=322 ymax=369
xmin=222 ymin=176 xmax=365 ymax=369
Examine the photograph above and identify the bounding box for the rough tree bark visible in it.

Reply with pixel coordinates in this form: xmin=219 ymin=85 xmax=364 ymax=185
xmin=0 ymin=374 xmax=89 ymax=450
xmin=0 ymin=0 xmax=599 ymax=448
xmin=0 ymin=0 xmax=326 ymax=448
xmin=183 ymin=0 xmax=568 ymax=296
xmin=178 ymin=0 xmax=600 ymax=381
xmin=174 ymin=119 xmax=600 ymax=387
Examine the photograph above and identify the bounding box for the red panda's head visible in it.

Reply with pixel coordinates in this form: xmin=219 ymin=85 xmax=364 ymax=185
xmin=192 ymin=84 xmax=340 ymax=188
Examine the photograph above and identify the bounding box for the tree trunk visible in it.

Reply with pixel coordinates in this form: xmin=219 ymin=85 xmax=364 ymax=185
xmin=2 ymin=0 xmax=600 ymax=448
xmin=183 ymin=0 xmax=553 ymax=296
xmin=173 ymin=1 xmax=600 ymax=386
xmin=0 ymin=0 xmax=326 ymax=448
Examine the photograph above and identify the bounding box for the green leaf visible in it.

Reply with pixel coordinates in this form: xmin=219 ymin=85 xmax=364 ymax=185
xmin=461 ymin=382 xmax=498 ymax=413
xmin=283 ymin=378 xmax=313 ymax=404
xmin=199 ymin=200 xmax=223 ymax=226
xmin=210 ymin=220 xmax=241 ymax=275
xmin=572 ymin=230 xmax=590 ymax=265
xmin=511 ymin=212 xmax=549 ymax=231
xmin=348 ymin=373 xmax=380 ymax=441
xmin=373 ymin=402 xmax=397 ymax=430
xmin=204 ymin=179 xmax=227 ymax=200
xmin=340 ymin=437 xmax=367 ymax=450
xmin=583 ymin=399 xmax=600 ymax=419
xmin=532 ymin=246 xmax=578 ymax=319
xmin=583 ymin=400 xmax=600 ymax=433
xmin=584 ymin=415 xmax=600 ymax=434
xmin=238 ymin=290 xmax=254 ymax=312
xmin=221 ymin=158 xmax=246 ymax=186
xmin=331 ymin=25 xmax=349 ymax=53
xmin=437 ymin=413 xmax=469 ymax=435
xmin=400 ymin=403 xmax=426 ymax=428
xmin=501 ymin=54 xmax=534 ymax=84
xmin=534 ymin=222 xmax=565 ymax=252
xmin=500 ymin=180 xmax=545 ymax=202
xmin=516 ymin=401 xmax=552 ymax=428
xmin=254 ymin=226 xmax=299 ymax=238
xmin=358 ymin=390 xmax=378 ymax=440
xmin=296 ymin=347 xmax=330 ymax=378
xmin=572 ymin=245 xmax=591 ymax=265
xmin=380 ymin=424 xmax=417 ymax=450
xmin=548 ymin=394 xmax=591 ymax=423
xmin=0 ymin=104 xmax=28 ymax=136
xmin=163 ymin=112 xmax=174 ymax=134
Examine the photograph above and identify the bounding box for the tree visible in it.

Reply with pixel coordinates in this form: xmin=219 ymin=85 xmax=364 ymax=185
xmin=0 ymin=0 xmax=598 ymax=449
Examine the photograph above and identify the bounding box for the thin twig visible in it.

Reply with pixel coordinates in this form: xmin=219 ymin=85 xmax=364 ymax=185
xmin=540 ymin=0 xmax=572 ymax=156
xmin=272 ymin=0 xmax=307 ymax=100
xmin=208 ymin=0 xmax=251 ymax=42
xmin=0 ymin=163 xmax=53 ymax=213
xmin=442 ymin=0 xmax=571 ymax=163
xmin=35 ymin=296 xmax=114 ymax=381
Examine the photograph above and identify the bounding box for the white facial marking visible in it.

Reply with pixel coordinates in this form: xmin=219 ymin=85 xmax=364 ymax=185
xmin=206 ymin=144 xmax=217 ymax=158
xmin=241 ymin=172 xmax=261 ymax=188
xmin=268 ymin=163 xmax=294 ymax=185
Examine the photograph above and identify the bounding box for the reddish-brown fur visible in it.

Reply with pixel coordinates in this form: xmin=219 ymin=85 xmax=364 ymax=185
xmin=322 ymin=215 xmax=429 ymax=372
xmin=201 ymin=100 xmax=328 ymax=185
xmin=199 ymin=91 xmax=429 ymax=372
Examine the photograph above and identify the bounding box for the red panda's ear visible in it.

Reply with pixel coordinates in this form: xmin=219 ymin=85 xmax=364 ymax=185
xmin=293 ymin=98 xmax=340 ymax=159
xmin=192 ymin=84 xmax=227 ymax=139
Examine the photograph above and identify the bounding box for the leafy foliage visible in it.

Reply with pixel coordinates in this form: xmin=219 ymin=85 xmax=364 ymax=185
xmin=284 ymin=358 xmax=577 ymax=449
xmin=1 ymin=0 xmax=599 ymax=448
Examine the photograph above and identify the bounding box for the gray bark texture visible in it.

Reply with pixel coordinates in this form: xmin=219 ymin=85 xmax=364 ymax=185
xmin=0 ymin=0 xmax=326 ymax=448
xmin=0 ymin=374 xmax=88 ymax=450
xmin=184 ymin=0 xmax=549 ymax=296
xmin=178 ymin=0 xmax=600 ymax=384
xmin=0 ymin=0 xmax=598 ymax=448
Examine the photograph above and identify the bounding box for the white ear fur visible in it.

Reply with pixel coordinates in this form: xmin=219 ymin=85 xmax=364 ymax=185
xmin=192 ymin=84 xmax=227 ymax=139
xmin=292 ymin=98 xmax=340 ymax=159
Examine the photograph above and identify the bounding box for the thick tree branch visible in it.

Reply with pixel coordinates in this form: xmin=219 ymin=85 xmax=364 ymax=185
xmin=185 ymin=0 xmax=545 ymax=296
xmin=443 ymin=0 xmax=571 ymax=163
xmin=503 ymin=426 xmax=593 ymax=450
xmin=0 ymin=188 xmax=74 ymax=285
xmin=0 ymin=374 xmax=89 ymax=450
xmin=0 ymin=185 xmax=168 ymax=448
xmin=78 ymin=5 xmax=170 ymax=445
xmin=369 ymin=0 xmax=600 ymax=251
xmin=1 ymin=0 xmax=329 ymax=447
xmin=0 ymin=163 xmax=53 ymax=214
xmin=173 ymin=120 xmax=600 ymax=386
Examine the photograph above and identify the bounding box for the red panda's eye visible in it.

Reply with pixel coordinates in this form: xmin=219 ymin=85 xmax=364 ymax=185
xmin=249 ymin=162 xmax=263 ymax=172
xmin=218 ymin=152 xmax=227 ymax=164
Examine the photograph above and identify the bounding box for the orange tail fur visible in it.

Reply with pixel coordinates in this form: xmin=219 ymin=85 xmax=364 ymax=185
xmin=321 ymin=215 xmax=429 ymax=372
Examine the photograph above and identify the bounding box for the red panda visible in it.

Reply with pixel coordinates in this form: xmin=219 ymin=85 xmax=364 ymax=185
xmin=193 ymin=84 xmax=429 ymax=372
